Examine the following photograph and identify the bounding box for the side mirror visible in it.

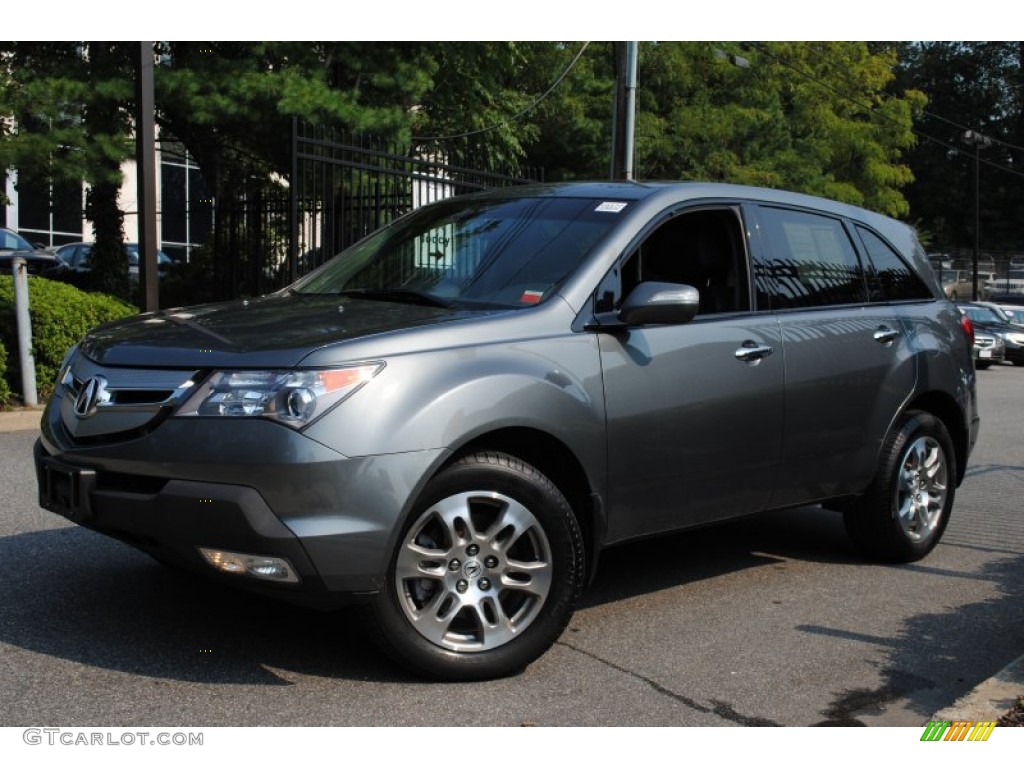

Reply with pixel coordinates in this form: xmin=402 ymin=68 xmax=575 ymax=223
xmin=619 ymin=282 xmax=700 ymax=326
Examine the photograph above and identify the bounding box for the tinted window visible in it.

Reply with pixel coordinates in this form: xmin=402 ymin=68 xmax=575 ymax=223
xmin=857 ymin=227 xmax=931 ymax=301
xmin=754 ymin=207 xmax=866 ymax=309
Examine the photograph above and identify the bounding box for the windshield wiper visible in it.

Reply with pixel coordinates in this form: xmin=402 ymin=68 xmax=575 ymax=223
xmin=334 ymin=288 xmax=452 ymax=308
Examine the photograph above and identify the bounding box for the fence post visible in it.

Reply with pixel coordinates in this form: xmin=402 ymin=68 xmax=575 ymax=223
xmin=11 ymin=256 xmax=38 ymax=407
xmin=290 ymin=116 xmax=299 ymax=284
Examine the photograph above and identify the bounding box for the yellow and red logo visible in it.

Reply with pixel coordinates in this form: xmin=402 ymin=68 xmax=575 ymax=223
xmin=921 ymin=721 xmax=996 ymax=741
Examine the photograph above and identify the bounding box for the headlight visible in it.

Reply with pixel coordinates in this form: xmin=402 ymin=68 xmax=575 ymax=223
xmin=176 ymin=363 xmax=383 ymax=427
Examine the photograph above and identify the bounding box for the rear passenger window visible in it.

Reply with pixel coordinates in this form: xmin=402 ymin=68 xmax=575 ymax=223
xmin=754 ymin=207 xmax=867 ymax=309
xmin=856 ymin=227 xmax=932 ymax=302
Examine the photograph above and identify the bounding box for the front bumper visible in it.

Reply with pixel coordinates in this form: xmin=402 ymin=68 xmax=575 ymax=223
xmin=37 ymin=399 xmax=446 ymax=604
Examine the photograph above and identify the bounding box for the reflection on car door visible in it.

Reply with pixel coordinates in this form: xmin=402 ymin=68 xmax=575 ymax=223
xmin=748 ymin=205 xmax=917 ymax=507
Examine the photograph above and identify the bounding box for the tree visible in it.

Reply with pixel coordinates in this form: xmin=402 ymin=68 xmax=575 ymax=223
xmin=628 ymin=42 xmax=924 ymax=217
xmin=152 ymin=42 xmax=444 ymax=296
xmin=0 ymin=42 xmax=134 ymax=298
xmin=511 ymin=42 xmax=924 ymax=218
xmin=1 ymin=41 xmax=932 ymax=304
xmin=894 ymin=42 xmax=1024 ymax=254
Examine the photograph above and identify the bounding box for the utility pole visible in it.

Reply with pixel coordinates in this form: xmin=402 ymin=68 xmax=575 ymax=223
xmin=135 ymin=41 xmax=159 ymax=312
xmin=962 ymin=129 xmax=992 ymax=301
xmin=610 ymin=42 xmax=638 ymax=180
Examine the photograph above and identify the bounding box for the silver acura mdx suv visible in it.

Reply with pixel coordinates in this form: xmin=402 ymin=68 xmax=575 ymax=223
xmin=35 ymin=182 xmax=979 ymax=680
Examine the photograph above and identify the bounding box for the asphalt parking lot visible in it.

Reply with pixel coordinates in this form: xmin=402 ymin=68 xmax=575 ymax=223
xmin=0 ymin=367 xmax=1021 ymax=727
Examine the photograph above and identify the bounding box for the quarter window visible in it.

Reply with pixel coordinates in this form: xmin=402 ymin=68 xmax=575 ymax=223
xmin=856 ymin=226 xmax=932 ymax=302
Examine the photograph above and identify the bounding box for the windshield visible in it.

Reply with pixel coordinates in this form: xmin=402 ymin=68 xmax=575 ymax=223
xmin=292 ymin=195 xmax=625 ymax=309
xmin=1 ymin=229 xmax=33 ymax=251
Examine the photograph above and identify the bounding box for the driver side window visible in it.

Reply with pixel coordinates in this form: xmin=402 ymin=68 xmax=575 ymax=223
xmin=601 ymin=207 xmax=750 ymax=316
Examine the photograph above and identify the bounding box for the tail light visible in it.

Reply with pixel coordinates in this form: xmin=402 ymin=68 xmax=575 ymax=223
xmin=959 ymin=313 xmax=975 ymax=348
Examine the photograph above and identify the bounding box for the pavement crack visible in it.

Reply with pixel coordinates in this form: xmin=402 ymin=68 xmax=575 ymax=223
xmin=557 ymin=640 xmax=779 ymax=726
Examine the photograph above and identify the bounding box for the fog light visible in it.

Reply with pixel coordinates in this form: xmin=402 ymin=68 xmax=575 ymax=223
xmin=198 ymin=547 xmax=300 ymax=584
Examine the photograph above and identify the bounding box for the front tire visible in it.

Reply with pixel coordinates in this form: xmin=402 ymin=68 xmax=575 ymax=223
xmin=367 ymin=451 xmax=584 ymax=681
xmin=844 ymin=411 xmax=956 ymax=563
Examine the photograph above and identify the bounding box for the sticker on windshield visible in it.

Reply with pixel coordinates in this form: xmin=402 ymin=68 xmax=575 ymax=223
xmin=595 ymin=201 xmax=628 ymax=213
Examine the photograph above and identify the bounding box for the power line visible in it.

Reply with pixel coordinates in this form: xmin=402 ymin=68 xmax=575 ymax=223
xmin=922 ymin=109 xmax=1024 ymax=156
xmin=411 ymin=42 xmax=591 ymax=143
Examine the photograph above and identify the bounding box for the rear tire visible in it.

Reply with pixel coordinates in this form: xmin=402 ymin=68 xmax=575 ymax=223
xmin=844 ymin=411 xmax=956 ymax=563
xmin=367 ymin=451 xmax=584 ymax=681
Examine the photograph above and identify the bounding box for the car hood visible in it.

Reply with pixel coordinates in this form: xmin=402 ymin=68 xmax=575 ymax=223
xmin=79 ymin=292 xmax=472 ymax=368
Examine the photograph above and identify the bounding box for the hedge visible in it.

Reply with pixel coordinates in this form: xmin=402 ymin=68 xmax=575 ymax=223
xmin=0 ymin=336 xmax=8 ymax=405
xmin=0 ymin=276 xmax=136 ymax=406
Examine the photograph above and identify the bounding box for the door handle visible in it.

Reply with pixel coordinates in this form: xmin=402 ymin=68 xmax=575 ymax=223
xmin=734 ymin=341 xmax=774 ymax=363
xmin=873 ymin=326 xmax=900 ymax=345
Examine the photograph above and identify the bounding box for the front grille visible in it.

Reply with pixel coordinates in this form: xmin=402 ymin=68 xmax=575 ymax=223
xmin=59 ymin=355 xmax=201 ymax=441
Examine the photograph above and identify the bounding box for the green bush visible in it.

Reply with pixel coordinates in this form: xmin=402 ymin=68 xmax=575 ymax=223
xmin=0 ymin=336 xmax=9 ymax=406
xmin=0 ymin=276 xmax=136 ymax=405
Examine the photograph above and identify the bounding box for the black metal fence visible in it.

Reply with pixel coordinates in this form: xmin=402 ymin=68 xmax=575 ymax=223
xmin=183 ymin=121 xmax=542 ymax=303
xmin=284 ymin=119 xmax=543 ymax=288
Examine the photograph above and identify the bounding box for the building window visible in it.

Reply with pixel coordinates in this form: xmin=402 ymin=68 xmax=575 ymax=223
xmin=12 ymin=175 xmax=84 ymax=247
xmin=160 ymin=142 xmax=212 ymax=262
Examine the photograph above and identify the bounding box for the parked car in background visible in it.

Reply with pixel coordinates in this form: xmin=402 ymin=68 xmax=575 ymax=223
xmin=985 ymin=269 xmax=1024 ymax=302
xmin=0 ymin=227 xmax=58 ymax=275
xmin=970 ymin=331 xmax=1005 ymax=369
xmin=971 ymin=300 xmax=1024 ymax=329
xmin=941 ymin=270 xmax=976 ymax=300
xmin=957 ymin=301 xmax=1024 ymax=365
xmin=34 ymin=181 xmax=979 ymax=681
xmin=996 ymin=304 xmax=1024 ymax=325
xmin=47 ymin=242 xmax=174 ymax=285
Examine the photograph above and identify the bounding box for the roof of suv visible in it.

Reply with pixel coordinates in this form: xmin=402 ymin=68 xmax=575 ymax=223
xmin=481 ymin=180 xmax=914 ymax=236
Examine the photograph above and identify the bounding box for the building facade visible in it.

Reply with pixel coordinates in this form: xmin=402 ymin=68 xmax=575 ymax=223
xmin=3 ymin=139 xmax=211 ymax=262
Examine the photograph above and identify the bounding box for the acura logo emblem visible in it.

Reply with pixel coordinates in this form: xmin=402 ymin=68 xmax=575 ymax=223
xmin=74 ymin=376 xmax=110 ymax=418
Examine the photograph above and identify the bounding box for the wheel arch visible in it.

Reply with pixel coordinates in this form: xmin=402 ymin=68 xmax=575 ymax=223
xmin=902 ymin=390 xmax=969 ymax=486
xmin=451 ymin=427 xmax=605 ymax=583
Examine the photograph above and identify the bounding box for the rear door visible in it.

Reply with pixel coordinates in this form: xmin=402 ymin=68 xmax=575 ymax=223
xmin=747 ymin=205 xmax=918 ymax=507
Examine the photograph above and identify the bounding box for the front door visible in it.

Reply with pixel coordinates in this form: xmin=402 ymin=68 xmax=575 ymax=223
xmin=596 ymin=206 xmax=785 ymax=543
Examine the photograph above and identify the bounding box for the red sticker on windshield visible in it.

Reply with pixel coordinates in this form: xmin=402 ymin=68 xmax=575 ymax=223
xmin=520 ymin=290 xmax=544 ymax=304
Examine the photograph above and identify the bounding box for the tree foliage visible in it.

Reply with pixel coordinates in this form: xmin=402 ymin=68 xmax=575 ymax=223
xmin=0 ymin=42 xmax=133 ymax=298
xmin=894 ymin=42 xmax=1024 ymax=253
xmin=0 ymin=40 xmax=949 ymax=299
xmin=517 ymin=42 xmax=923 ymax=218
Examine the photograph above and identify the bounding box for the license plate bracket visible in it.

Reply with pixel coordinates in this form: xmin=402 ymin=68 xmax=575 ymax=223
xmin=39 ymin=458 xmax=96 ymax=522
